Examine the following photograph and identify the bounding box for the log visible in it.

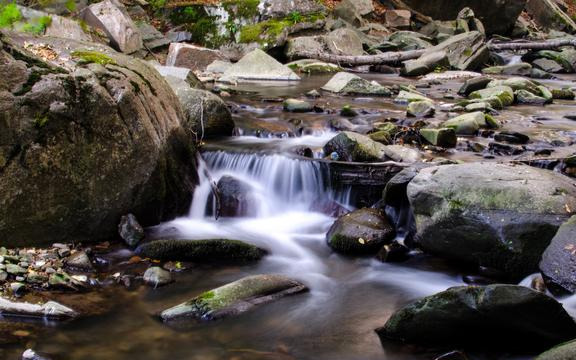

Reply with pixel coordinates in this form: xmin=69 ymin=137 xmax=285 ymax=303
xmin=487 ymin=38 xmax=576 ymax=51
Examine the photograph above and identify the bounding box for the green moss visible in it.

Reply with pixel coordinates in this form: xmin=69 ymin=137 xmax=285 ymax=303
xmin=198 ymin=290 xmax=215 ymax=300
xmin=34 ymin=113 xmax=49 ymax=128
xmin=239 ymin=13 xmax=325 ymax=45
xmin=13 ymin=70 xmax=42 ymax=96
xmin=222 ymin=0 xmax=260 ymax=19
xmin=23 ymin=15 xmax=52 ymax=34
xmin=0 ymin=2 xmax=22 ymax=28
xmin=71 ymin=50 xmax=116 ymax=65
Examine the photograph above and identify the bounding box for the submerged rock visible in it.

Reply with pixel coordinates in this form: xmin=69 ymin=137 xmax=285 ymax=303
xmin=407 ymin=163 xmax=576 ymax=279
xmin=377 ymin=285 xmax=576 ymax=349
xmin=469 ymin=86 xmax=515 ymax=106
xmin=283 ymin=99 xmax=313 ymax=113
xmin=135 ymin=239 xmax=266 ymax=263
xmin=323 ymin=132 xmax=385 ymax=162
xmin=321 ymin=72 xmax=391 ymax=96
xmin=327 ymin=208 xmax=396 ymax=255
xmin=143 ymin=267 xmax=173 ymax=287
xmin=540 ymin=216 xmax=576 ymax=293
xmin=0 ymin=297 xmax=77 ymax=319
xmin=160 ymin=274 xmax=307 ymax=321
xmin=219 ymin=49 xmax=300 ymax=83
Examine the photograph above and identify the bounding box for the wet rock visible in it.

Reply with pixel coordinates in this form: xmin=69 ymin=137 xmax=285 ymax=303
xmin=407 ymin=101 xmax=435 ymax=118
xmin=220 ymin=49 xmax=300 ymax=83
xmin=423 ymin=31 xmax=489 ymax=71
xmin=540 ymin=216 xmax=576 ymax=293
xmin=469 ymin=86 xmax=514 ymax=107
xmin=494 ymin=131 xmax=530 ymax=144
xmin=402 ymin=51 xmax=449 ymax=77
xmin=488 ymin=77 xmax=542 ymax=94
xmin=10 ymin=282 xmax=26 ymax=297
xmin=395 ymin=90 xmax=432 ymax=104
xmin=135 ymin=239 xmax=266 ymax=263
xmin=66 ymin=251 xmax=93 ymax=272
xmin=533 ymin=58 xmax=565 ymax=73
xmin=118 ymin=214 xmax=145 ymax=248
xmin=321 ymin=72 xmax=391 ymax=96
xmin=287 ymin=59 xmax=341 ymax=74
xmin=340 ymin=105 xmax=358 ymax=117
xmin=488 ymin=142 xmax=524 ymax=156
xmin=420 ymin=128 xmax=457 ymax=148
xmin=0 ymin=297 xmax=77 ymax=319
xmin=458 ymin=76 xmax=492 ymax=96
xmin=82 ymin=0 xmax=142 ymax=53
xmin=553 ymin=88 xmax=576 ymax=100
xmin=442 ymin=112 xmax=499 ymax=135
xmin=327 ymin=208 xmax=395 ymax=255
xmin=516 ymin=89 xmax=549 ymax=105
xmin=161 ymin=274 xmax=307 ymax=321
xmin=368 ymin=123 xmax=401 ymax=145
xmin=378 ymin=284 xmax=576 ymax=349
xmin=407 ymin=163 xmax=576 ymax=279
xmin=166 ymin=43 xmax=226 ymax=72
xmin=143 ymin=266 xmax=173 ymax=287
xmin=376 ymin=242 xmax=410 ymax=263
xmin=536 ymin=339 xmax=576 ymax=360
xmin=22 ymin=349 xmax=51 ymax=360
xmin=323 ymin=131 xmax=385 ymax=162
xmin=482 ymin=63 xmax=532 ymax=76
xmin=217 ymin=176 xmax=257 ymax=218
xmin=283 ymin=99 xmax=313 ymax=113
xmin=382 ymin=145 xmax=422 ymax=163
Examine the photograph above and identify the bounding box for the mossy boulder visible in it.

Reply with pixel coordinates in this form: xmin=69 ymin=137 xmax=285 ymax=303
xmin=537 ymin=339 xmax=576 ymax=360
xmin=135 ymin=238 xmax=266 ymax=263
xmin=469 ymin=86 xmax=514 ymax=107
xmin=323 ymin=131 xmax=386 ymax=162
xmin=442 ymin=111 xmax=499 ymax=135
xmin=407 ymin=100 xmax=435 ymax=117
xmin=326 ymin=208 xmax=396 ymax=255
xmin=407 ymin=163 xmax=576 ymax=279
xmin=552 ymin=88 xmax=575 ymax=100
xmin=160 ymin=274 xmax=308 ymax=321
xmin=515 ymin=89 xmax=549 ymax=105
xmin=287 ymin=59 xmax=341 ymax=74
xmin=395 ymin=90 xmax=432 ymax=104
xmin=321 ymin=72 xmax=391 ymax=96
xmin=540 ymin=216 xmax=576 ymax=293
xmin=377 ymin=285 xmax=576 ymax=349
xmin=487 ymin=77 xmax=541 ymax=95
xmin=0 ymin=33 xmax=198 ymax=247
xmin=420 ymin=128 xmax=457 ymax=148
xmin=369 ymin=123 xmax=400 ymax=145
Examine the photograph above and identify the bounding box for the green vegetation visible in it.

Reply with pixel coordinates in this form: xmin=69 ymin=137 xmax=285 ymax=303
xmin=0 ymin=2 xmax=22 ymax=28
xmin=71 ymin=50 xmax=116 ymax=65
xmin=23 ymin=15 xmax=51 ymax=34
xmin=64 ymin=0 xmax=76 ymax=12
xmin=239 ymin=12 xmax=324 ymax=45
xmin=34 ymin=113 xmax=49 ymax=128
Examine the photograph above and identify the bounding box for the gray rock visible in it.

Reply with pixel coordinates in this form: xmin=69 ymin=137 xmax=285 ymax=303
xmin=22 ymin=349 xmax=51 ymax=360
xmin=143 ymin=266 xmax=173 ymax=287
xmin=408 ymin=163 xmax=576 ymax=279
xmin=206 ymin=60 xmax=232 ymax=74
xmin=385 ymin=10 xmax=411 ymax=29
xmin=18 ymin=6 xmax=91 ymax=42
xmin=82 ymin=0 xmax=143 ymax=53
xmin=533 ymin=58 xmax=565 ymax=73
xmin=153 ymin=64 xmax=204 ymax=89
xmin=259 ymin=0 xmax=325 ymax=19
xmin=324 ymin=28 xmax=364 ymax=56
xmin=382 ymin=145 xmax=422 ymax=163
xmin=321 ymin=72 xmax=390 ymax=96
xmin=377 ymin=284 xmax=576 ymax=349
xmin=287 ymin=59 xmax=341 ymax=74
xmin=220 ymin=49 xmax=300 ymax=82
xmin=423 ymin=31 xmax=489 ymax=71
xmin=216 ymin=176 xmax=257 ymax=218
xmin=65 ymin=251 xmax=93 ymax=271
xmin=0 ymin=297 xmax=77 ymax=319
xmin=407 ymin=100 xmax=435 ymax=117
xmin=166 ymin=43 xmax=226 ymax=72
xmin=458 ymin=76 xmax=492 ymax=96
xmin=442 ymin=111 xmax=499 ymax=135
xmin=327 ymin=208 xmax=395 ymax=255
xmin=323 ymin=131 xmax=386 ymax=162
xmin=469 ymin=85 xmax=515 ymax=106
xmin=525 ymin=0 xmax=576 ymax=33
xmin=540 ymin=216 xmax=576 ymax=293
xmin=402 ymin=51 xmax=450 ymax=76
xmin=283 ymin=98 xmax=313 ymax=113
xmin=118 ymin=213 xmax=145 ymax=248
xmin=482 ymin=62 xmax=532 ymax=76
xmin=389 ymin=31 xmax=433 ymax=51
xmin=420 ymin=128 xmax=457 ymax=147
xmin=516 ymin=89 xmax=549 ymax=105
xmin=137 ymin=23 xmax=170 ymax=50
xmin=537 ymin=339 xmax=576 ymax=360
xmin=135 ymin=239 xmax=266 ymax=263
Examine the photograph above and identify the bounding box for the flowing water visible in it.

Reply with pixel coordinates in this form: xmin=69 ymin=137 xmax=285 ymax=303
xmin=3 ymin=73 xmax=576 ymax=360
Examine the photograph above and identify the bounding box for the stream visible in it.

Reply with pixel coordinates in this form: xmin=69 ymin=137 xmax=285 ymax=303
xmin=4 ymin=73 xmax=576 ymax=360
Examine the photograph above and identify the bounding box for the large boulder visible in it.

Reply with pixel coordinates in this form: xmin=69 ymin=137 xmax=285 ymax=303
xmin=219 ymin=49 xmax=300 ymax=82
xmin=259 ymin=0 xmax=325 ymax=19
xmin=321 ymin=72 xmax=391 ymax=96
xmin=0 ymin=33 xmax=198 ymax=247
xmin=540 ymin=216 xmax=576 ymax=293
xmin=285 ymin=28 xmax=364 ymax=59
xmin=407 ymin=163 xmax=576 ymax=279
xmin=423 ymin=31 xmax=489 ymax=71
xmin=82 ymin=0 xmax=142 ymax=54
xmin=323 ymin=131 xmax=386 ymax=162
xmin=377 ymin=285 xmax=576 ymax=349
xmin=326 ymin=208 xmax=396 ymax=255
xmin=165 ymin=43 xmax=227 ymax=72
xmin=216 ymin=176 xmax=257 ymax=217
xmin=160 ymin=274 xmax=308 ymax=321
xmin=400 ymin=0 xmax=527 ymax=35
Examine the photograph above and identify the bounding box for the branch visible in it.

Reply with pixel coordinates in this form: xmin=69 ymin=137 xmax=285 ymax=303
xmin=487 ymin=38 xmax=576 ymax=51
xmin=289 ymin=49 xmax=426 ymax=66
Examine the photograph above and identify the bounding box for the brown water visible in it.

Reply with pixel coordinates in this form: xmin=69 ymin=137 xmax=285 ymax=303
xmin=2 ymin=72 xmax=575 ymax=360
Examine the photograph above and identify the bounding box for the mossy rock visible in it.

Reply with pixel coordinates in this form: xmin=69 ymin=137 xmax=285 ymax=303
xmin=368 ymin=123 xmax=400 ymax=145
xmin=420 ymin=128 xmax=457 ymax=148
xmin=469 ymin=85 xmax=514 ymax=107
xmin=442 ymin=111 xmax=499 ymax=135
xmin=136 ymin=238 xmax=267 ymax=263
xmin=323 ymin=131 xmax=386 ymax=162
xmin=70 ymin=50 xmax=116 ymax=65
xmin=160 ymin=274 xmax=308 ymax=321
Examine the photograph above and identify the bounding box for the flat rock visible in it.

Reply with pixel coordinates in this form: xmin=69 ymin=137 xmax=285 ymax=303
xmin=0 ymin=297 xmax=77 ymax=319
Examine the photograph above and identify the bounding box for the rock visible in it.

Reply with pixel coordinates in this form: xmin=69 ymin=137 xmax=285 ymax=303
xmin=66 ymin=251 xmax=93 ymax=272
xmin=165 ymin=76 xmax=234 ymax=138
xmin=420 ymin=128 xmax=457 ymax=147
xmin=327 ymin=208 xmax=395 ymax=255
xmin=143 ymin=266 xmax=173 ymax=287
xmin=166 ymin=43 xmax=226 ymax=72
xmin=458 ymin=76 xmax=492 ymax=96
xmin=469 ymin=86 xmax=515 ymax=107
xmin=285 ymin=36 xmax=325 ymax=60
xmin=488 ymin=77 xmax=541 ymax=94
xmin=0 ymin=297 xmax=77 ymax=319
xmin=135 ymin=239 xmax=266 ymax=263
xmin=482 ymin=62 xmax=532 ymax=76
xmin=516 ymin=89 xmax=549 ymax=105
xmin=553 ymin=88 xmax=576 ymax=100
xmin=6 ymin=264 xmax=26 ymax=275
xmin=402 ymin=51 xmax=450 ymax=76
xmin=22 ymin=349 xmax=51 ymax=360
xmin=423 ymin=31 xmax=489 ymax=71
xmin=407 ymin=101 xmax=435 ymax=118
xmin=216 ymin=176 xmax=257 ymax=218
xmin=82 ymin=0 xmax=142 ymax=54
xmin=376 ymin=242 xmax=410 ymax=263
xmin=323 ymin=132 xmax=386 ymax=162
xmin=259 ymin=0 xmax=325 ymax=19
xmin=400 ymin=0 xmax=526 ymax=35
xmin=533 ymin=58 xmax=565 ymax=73
xmin=525 ymin=0 xmax=576 ymax=33
xmin=382 ymin=145 xmax=422 ymax=163
xmin=442 ymin=112 xmax=499 ymax=135
xmin=161 ymin=274 xmax=307 ymax=321
xmin=385 ymin=10 xmax=411 ymax=29
xmin=389 ymin=31 xmax=433 ymax=51
xmin=325 ymin=28 xmax=364 ymax=56
xmin=408 ymin=163 xmax=576 ymax=279
xmin=540 ymin=216 xmax=576 ymax=293
xmin=220 ymin=49 xmax=300 ymax=82
xmin=334 ymin=0 xmax=367 ymax=27
xmin=137 ymin=23 xmax=170 ymax=50
xmin=18 ymin=7 xmax=91 ymax=42
xmin=537 ymin=339 xmax=576 ymax=360
xmin=206 ymin=60 xmax=232 ymax=74
xmin=153 ymin=64 xmax=204 ymax=89
xmin=287 ymin=59 xmax=341 ymax=74
xmin=494 ymin=131 xmax=530 ymax=144
xmin=118 ymin=214 xmax=145 ymax=248
xmin=321 ymin=72 xmax=390 ymax=96
xmin=395 ymin=90 xmax=432 ymax=104
xmin=377 ymin=285 xmax=576 ymax=349
xmin=0 ymin=34 xmax=198 ymax=247
xmin=283 ymin=99 xmax=313 ymax=113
